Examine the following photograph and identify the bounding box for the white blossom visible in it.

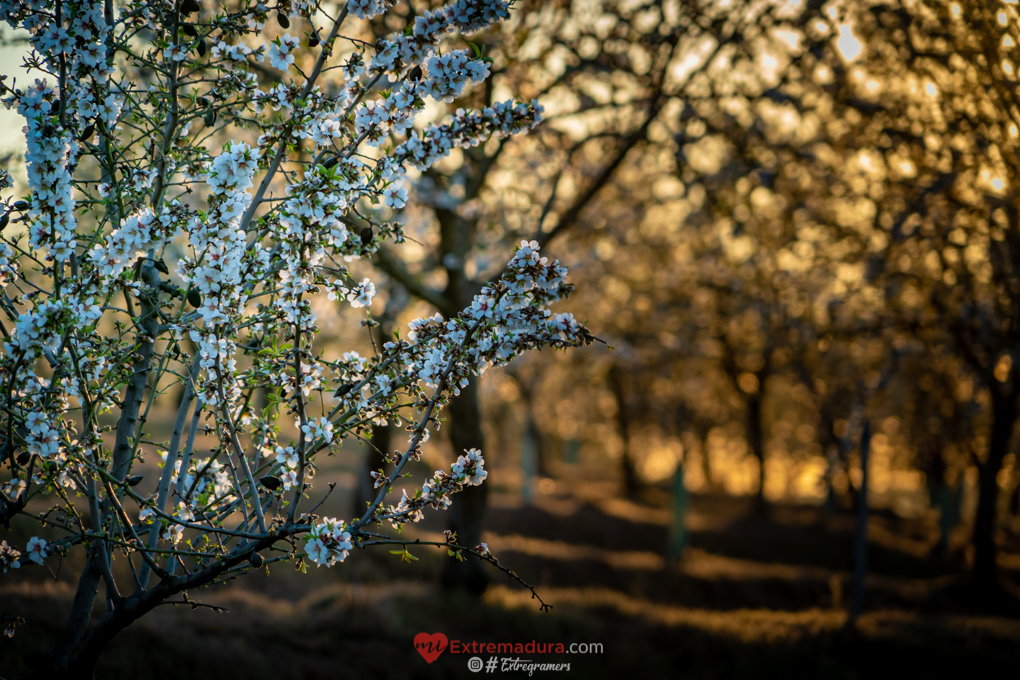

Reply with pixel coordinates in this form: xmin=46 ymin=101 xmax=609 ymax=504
xmin=304 ymin=517 xmax=352 ymax=566
xmin=0 ymin=541 xmax=21 ymax=573
xmin=25 ymin=537 xmax=49 ymax=564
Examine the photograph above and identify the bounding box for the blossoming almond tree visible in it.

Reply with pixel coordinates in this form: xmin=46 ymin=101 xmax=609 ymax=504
xmin=0 ymin=0 xmax=592 ymax=675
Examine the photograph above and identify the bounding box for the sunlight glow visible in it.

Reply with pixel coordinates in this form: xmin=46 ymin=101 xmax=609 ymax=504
xmin=836 ymin=24 xmax=863 ymax=63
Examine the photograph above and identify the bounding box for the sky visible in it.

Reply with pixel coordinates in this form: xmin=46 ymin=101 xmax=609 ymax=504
xmin=0 ymin=28 xmax=32 ymax=155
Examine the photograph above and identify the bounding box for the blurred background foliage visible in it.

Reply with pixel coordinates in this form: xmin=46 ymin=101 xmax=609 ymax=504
xmin=7 ymin=0 xmax=1020 ymax=677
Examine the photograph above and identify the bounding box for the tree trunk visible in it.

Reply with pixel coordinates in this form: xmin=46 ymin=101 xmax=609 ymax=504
xmin=441 ymin=377 xmax=489 ymax=594
xmin=971 ymin=393 xmax=1017 ymax=587
xmin=936 ymin=482 xmax=962 ymax=557
xmin=927 ymin=449 xmax=959 ymax=556
xmin=46 ymin=266 xmax=162 ymax=676
xmin=520 ymin=417 xmax=537 ymax=504
xmin=746 ymin=393 xmax=767 ymax=513
xmin=527 ymin=412 xmax=549 ymax=478
xmin=818 ymin=407 xmax=839 ymax=513
xmin=47 ymin=555 xmax=102 ymax=675
xmin=608 ymin=365 xmax=641 ymax=497
xmin=515 ymin=377 xmax=550 ymax=478
xmin=822 ymin=445 xmax=839 ymax=513
xmin=850 ymin=420 xmax=872 ymax=621
xmin=667 ymin=463 xmax=689 ymax=562
xmin=699 ymin=433 xmax=714 ymax=489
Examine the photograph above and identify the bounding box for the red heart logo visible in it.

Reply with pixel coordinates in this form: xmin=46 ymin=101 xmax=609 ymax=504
xmin=414 ymin=632 xmax=448 ymax=664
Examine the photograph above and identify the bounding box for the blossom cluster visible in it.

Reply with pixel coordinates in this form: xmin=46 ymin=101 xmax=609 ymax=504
xmin=275 ymin=445 xmax=300 ymax=490
xmin=386 ymin=449 xmax=488 ymax=529
xmin=1 ymin=0 xmax=118 ymax=261
xmin=403 ymin=240 xmax=588 ymax=391
xmin=154 ymin=449 xmax=235 ymax=512
xmin=89 ymin=203 xmax=187 ymax=286
xmin=178 ymin=142 xmax=265 ymax=406
xmin=394 ymin=100 xmax=544 ymax=173
xmin=163 ymin=502 xmax=195 ymax=545
xmin=304 ymin=517 xmax=353 ymax=567
xmin=0 ymin=536 xmax=48 ymax=575
xmin=369 ymin=0 xmax=511 ymax=76
xmin=211 ymin=40 xmax=265 ymax=67
xmin=305 ymin=240 xmax=591 ymax=466
xmin=350 ymin=0 xmax=393 ymax=21
xmin=18 ymin=81 xmax=79 ymax=262
xmin=423 ymin=50 xmax=490 ymax=103
xmin=346 ymin=0 xmax=511 ymax=155
xmin=328 ymin=277 xmax=377 ymax=309
xmin=0 ymin=242 xmax=17 ymax=288
xmin=24 ymin=409 xmax=64 ymax=461
xmin=0 ymin=540 xmax=21 ymax=573
xmin=353 ymin=83 xmax=422 ymax=147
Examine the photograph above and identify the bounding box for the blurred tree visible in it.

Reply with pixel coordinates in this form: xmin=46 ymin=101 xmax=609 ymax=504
xmin=690 ymin=0 xmax=1020 ymax=588
xmin=342 ymin=0 xmax=1020 ymax=599
xmin=898 ymin=345 xmax=977 ymax=556
xmin=596 ymin=0 xmax=1020 ymax=591
xmin=776 ymin=0 xmax=1020 ymax=589
xmin=368 ymin=0 xmax=684 ymax=588
xmin=421 ymin=0 xmax=1020 ymax=602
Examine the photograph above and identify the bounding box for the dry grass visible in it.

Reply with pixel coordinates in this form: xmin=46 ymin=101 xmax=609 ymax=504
xmin=3 ymin=479 xmax=1020 ymax=679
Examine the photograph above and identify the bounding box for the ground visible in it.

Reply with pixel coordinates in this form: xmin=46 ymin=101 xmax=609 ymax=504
xmin=3 ymin=460 xmax=1020 ymax=679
